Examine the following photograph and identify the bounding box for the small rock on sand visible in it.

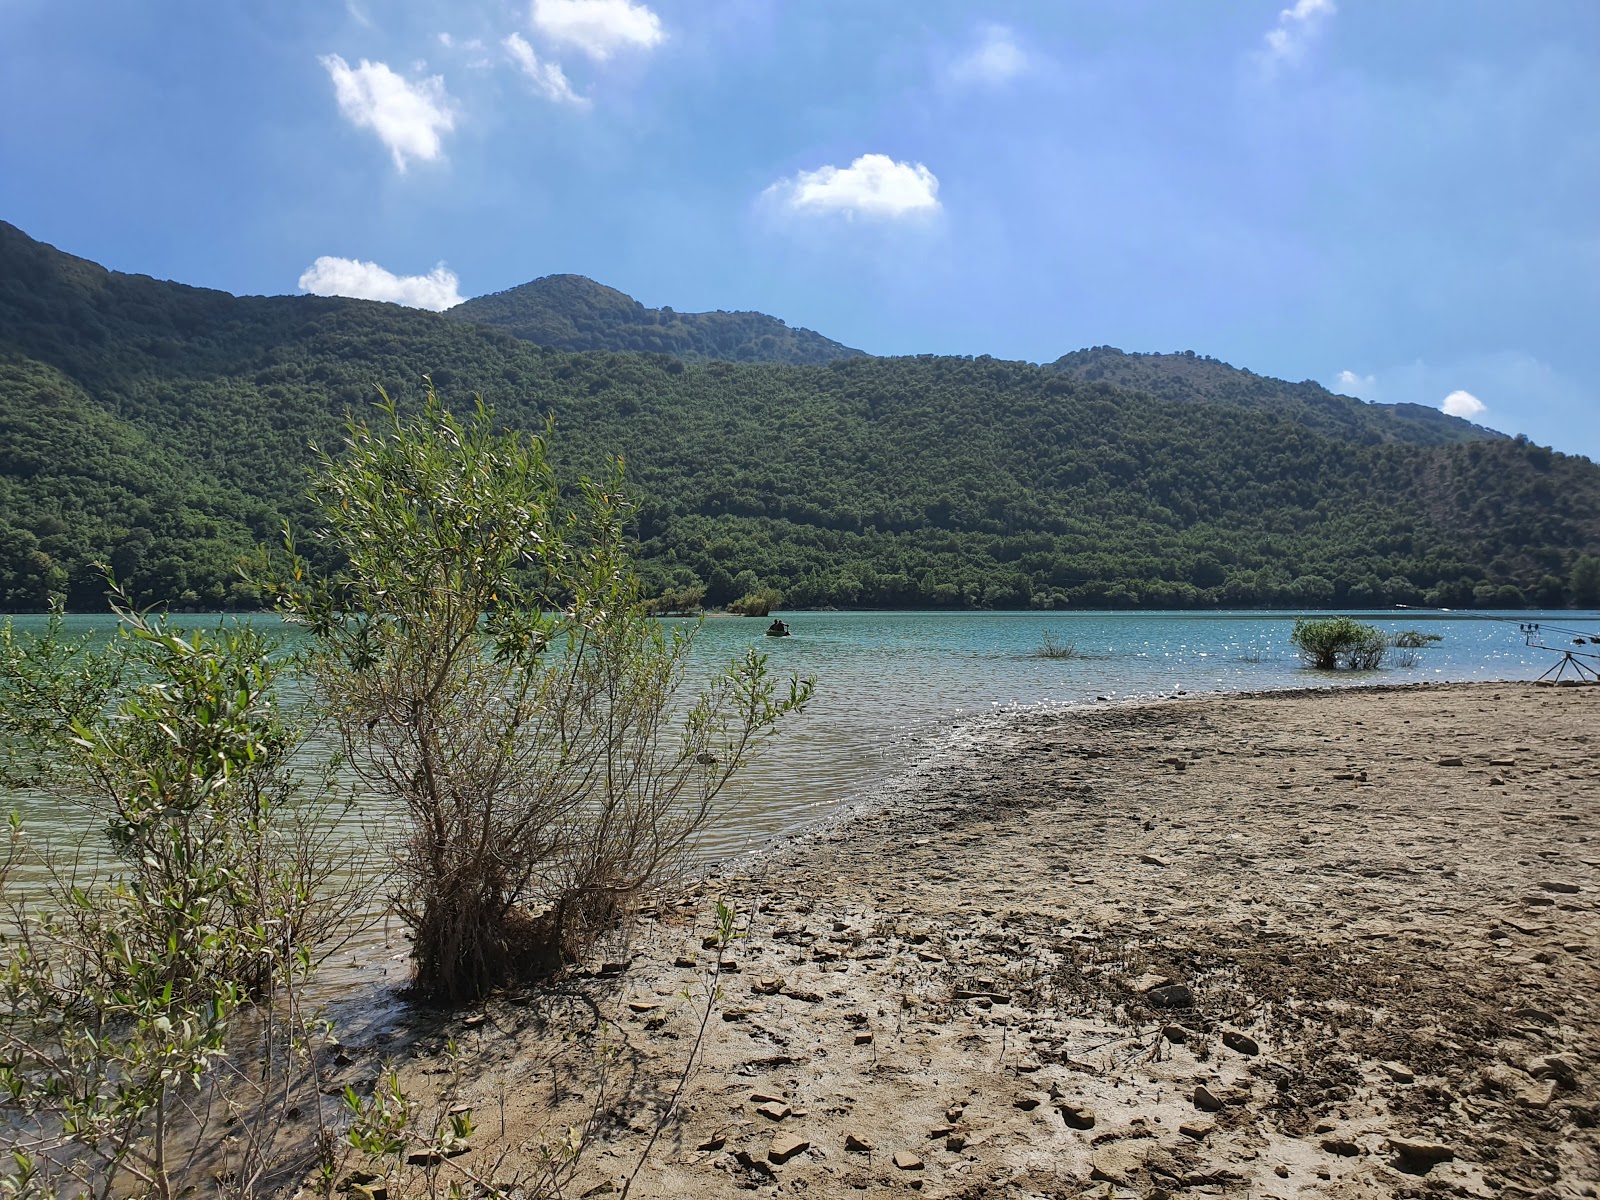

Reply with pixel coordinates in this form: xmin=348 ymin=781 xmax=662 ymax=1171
xmin=892 ymin=1151 xmax=924 ymax=1171
xmin=768 ymin=1135 xmax=809 ymax=1165
xmin=1057 ymin=1102 xmax=1096 ymax=1129
xmin=844 ymin=1132 xmax=875 ymax=1153
xmin=1221 ymin=1030 xmax=1260 ymax=1056
xmin=1387 ymin=1136 xmax=1455 ymax=1174
xmin=1379 ymin=1061 xmax=1416 ymax=1084
xmin=1192 ymin=1084 xmax=1222 ymax=1112
xmin=1538 ymin=880 xmax=1581 ymax=894
xmin=1179 ymin=1119 xmax=1214 ymax=1140
xmin=1147 ymin=983 xmax=1194 ymax=1009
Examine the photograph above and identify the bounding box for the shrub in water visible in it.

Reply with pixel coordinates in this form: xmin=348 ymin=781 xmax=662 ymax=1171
xmin=1290 ymin=616 xmax=1390 ymax=671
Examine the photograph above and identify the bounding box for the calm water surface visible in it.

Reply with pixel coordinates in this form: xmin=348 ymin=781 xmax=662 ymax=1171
xmin=6 ymin=607 xmax=1592 ymax=862
xmin=6 ymin=607 xmax=1593 ymax=1006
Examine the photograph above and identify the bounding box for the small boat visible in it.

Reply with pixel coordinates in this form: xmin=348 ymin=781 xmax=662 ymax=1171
xmin=765 ymin=619 xmax=791 ymax=638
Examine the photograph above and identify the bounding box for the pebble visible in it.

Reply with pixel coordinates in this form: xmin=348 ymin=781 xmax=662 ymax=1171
xmin=768 ymin=1135 xmax=809 ymax=1165
xmin=1387 ymin=1136 xmax=1455 ymax=1174
xmin=892 ymin=1150 xmax=924 ymax=1171
xmin=1221 ymin=1030 xmax=1260 ymax=1056
xmin=1438 ymin=756 xmax=1464 ymax=767
xmin=1161 ymin=1024 xmax=1189 ymax=1044
xmin=1538 ymin=879 xmax=1581 ymax=894
xmin=1178 ymin=1119 xmax=1214 ymax=1141
xmin=1527 ymin=1053 xmax=1578 ymax=1084
xmin=844 ymin=1132 xmax=875 ymax=1153
xmin=1057 ymin=1102 xmax=1096 ymax=1129
xmin=1139 ymin=853 xmax=1170 ymax=867
xmin=1379 ymin=1061 xmax=1415 ymax=1084
xmin=1192 ymin=1085 xmax=1222 ymax=1112
xmin=756 ymin=1101 xmax=791 ymax=1121
xmin=1319 ymin=1135 xmax=1360 ymax=1157
xmin=1147 ymin=983 xmax=1194 ymax=1009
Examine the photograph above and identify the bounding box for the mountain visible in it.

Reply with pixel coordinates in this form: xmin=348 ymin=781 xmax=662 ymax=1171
xmin=1 ymin=220 xmax=1597 ymax=614
xmin=1050 ymin=347 xmax=1498 ymax=448
xmin=449 ymin=274 xmax=864 ymax=365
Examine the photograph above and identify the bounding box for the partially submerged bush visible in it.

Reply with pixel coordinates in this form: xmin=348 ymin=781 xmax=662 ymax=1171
xmin=1290 ymin=616 xmax=1390 ymax=671
xmin=640 ymin=585 xmax=706 ymax=616
xmin=728 ymin=588 xmax=783 ymax=617
xmin=1035 ymin=632 xmax=1082 ymax=660
xmin=1390 ymin=629 xmax=1443 ymax=649
xmin=0 ymin=606 xmax=351 ymax=1197
xmin=265 ymin=389 xmax=812 ymax=1002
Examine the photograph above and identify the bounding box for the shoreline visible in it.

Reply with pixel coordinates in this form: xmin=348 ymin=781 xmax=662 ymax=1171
xmin=322 ymin=679 xmax=1596 ymax=1199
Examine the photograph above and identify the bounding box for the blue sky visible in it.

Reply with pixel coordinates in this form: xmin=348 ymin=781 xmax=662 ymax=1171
xmin=2 ymin=1 xmax=1596 ymax=458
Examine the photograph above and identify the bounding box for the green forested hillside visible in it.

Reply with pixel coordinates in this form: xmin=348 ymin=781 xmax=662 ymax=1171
xmin=449 ymin=273 xmax=863 ymax=364
xmin=1 ymin=220 xmax=1597 ymax=613
xmin=1051 ymin=347 xmax=1497 ymax=448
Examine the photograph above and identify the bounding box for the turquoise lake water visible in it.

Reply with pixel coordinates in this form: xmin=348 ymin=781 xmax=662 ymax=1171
xmin=6 ymin=607 xmax=1595 ymax=864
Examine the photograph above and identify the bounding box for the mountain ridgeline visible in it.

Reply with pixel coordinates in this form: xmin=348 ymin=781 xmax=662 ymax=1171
xmin=1 ymin=219 xmax=1597 ymax=614
xmin=449 ymin=273 xmax=864 ymax=364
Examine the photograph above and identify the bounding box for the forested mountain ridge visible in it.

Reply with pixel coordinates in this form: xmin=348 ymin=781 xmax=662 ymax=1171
xmin=449 ymin=273 xmax=864 ymax=365
xmin=1 ymin=220 xmax=1597 ymax=614
xmin=1050 ymin=347 xmax=1499 ymax=448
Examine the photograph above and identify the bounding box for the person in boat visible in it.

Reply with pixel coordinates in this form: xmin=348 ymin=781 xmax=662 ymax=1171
xmin=766 ymin=618 xmax=790 ymax=637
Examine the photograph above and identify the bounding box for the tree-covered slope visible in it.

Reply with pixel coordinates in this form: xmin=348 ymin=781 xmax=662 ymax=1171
xmin=1051 ymin=347 xmax=1498 ymax=448
xmin=448 ymin=273 xmax=864 ymax=365
xmin=1 ymin=221 xmax=1596 ymax=613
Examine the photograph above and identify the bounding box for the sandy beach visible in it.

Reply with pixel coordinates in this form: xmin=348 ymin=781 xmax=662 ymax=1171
xmin=336 ymin=681 xmax=1598 ymax=1200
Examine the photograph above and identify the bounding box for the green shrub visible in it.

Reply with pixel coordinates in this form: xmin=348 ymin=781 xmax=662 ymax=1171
xmin=263 ymin=389 xmax=812 ymax=1002
xmin=1290 ymin=616 xmax=1390 ymax=671
xmin=1389 ymin=629 xmax=1443 ymax=649
xmin=728 ymin=588 xmax=783 ymax=617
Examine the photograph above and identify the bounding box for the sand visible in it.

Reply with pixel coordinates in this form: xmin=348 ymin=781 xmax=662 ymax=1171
xmin=332 ymin=681 xmax=1598 ymax=1200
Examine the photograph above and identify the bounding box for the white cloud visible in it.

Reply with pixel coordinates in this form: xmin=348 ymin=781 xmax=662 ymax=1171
xmin=1441 ymin=389 xmax=1487 ymax=419
xmin=437 ymin=32 xmax=454 ymax=48
xmin=503 ymin=33 xmax=587 ymax=105
xmin=321 ymin=55 xmax=456 ymax=171
xmin=1261 ymin=0 xmax=1335 ymax=69
xmin=1334 ymin=369 xmax=1377 ymax=399
xmin=765 ymin=154 xmax=942 ymax=220
xmin=530 ymin=0 xmax=664 ymax=61
xmin=298 ymin=257 xmax=465 ymax=311
xmin=949 ymin=24 xmax=1028 ymax=87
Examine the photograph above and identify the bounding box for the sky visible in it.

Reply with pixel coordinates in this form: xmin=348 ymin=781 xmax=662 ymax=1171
xmin=1 ymin=0 xmax=1597 ymax=459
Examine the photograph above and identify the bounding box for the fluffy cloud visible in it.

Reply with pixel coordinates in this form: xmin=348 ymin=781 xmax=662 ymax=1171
xmin=321 ymin=55 xmax=455 ymax=170
xmin=298 ymin=257 xmax=464 ymax=310
xmin=1261 ymin=0 xmax=1335 ymax=69
xmin=949 ymin=25 xmax=1028 ymax=86
xmin=765 ymin=154 xmax=941 ymax=220
xmin=503 ymin=33 xmax=586 ymax=105
xmin=530 ymin=0 xmax=664 ymax=61
xmin=1441 ymin=389 xmax=1487 ymax=419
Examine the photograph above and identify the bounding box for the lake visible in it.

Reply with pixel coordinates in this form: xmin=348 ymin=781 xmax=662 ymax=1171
xmin=5 ymin=607 xmax=1593 ymax=864
xmin=6 ymin=606 xmax=1593 ymax=1005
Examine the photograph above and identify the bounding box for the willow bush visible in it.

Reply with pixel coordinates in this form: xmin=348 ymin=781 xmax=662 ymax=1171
xmin=0 ymin=608 xmax=350 ymax=1198
xmin=1290 ymin=616 xmax=1390 ymax=671
xmin=266 ymin=388 xmax=812 ymax=1003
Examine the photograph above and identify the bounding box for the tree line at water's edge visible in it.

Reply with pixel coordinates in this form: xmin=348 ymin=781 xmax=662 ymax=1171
xmin=2 ymin=219 xmax=1599 ymax=614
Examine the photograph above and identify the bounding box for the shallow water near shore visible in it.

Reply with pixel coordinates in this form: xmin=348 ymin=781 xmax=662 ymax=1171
xmin=4 ymin=607 xmax=1594 ymax=1008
